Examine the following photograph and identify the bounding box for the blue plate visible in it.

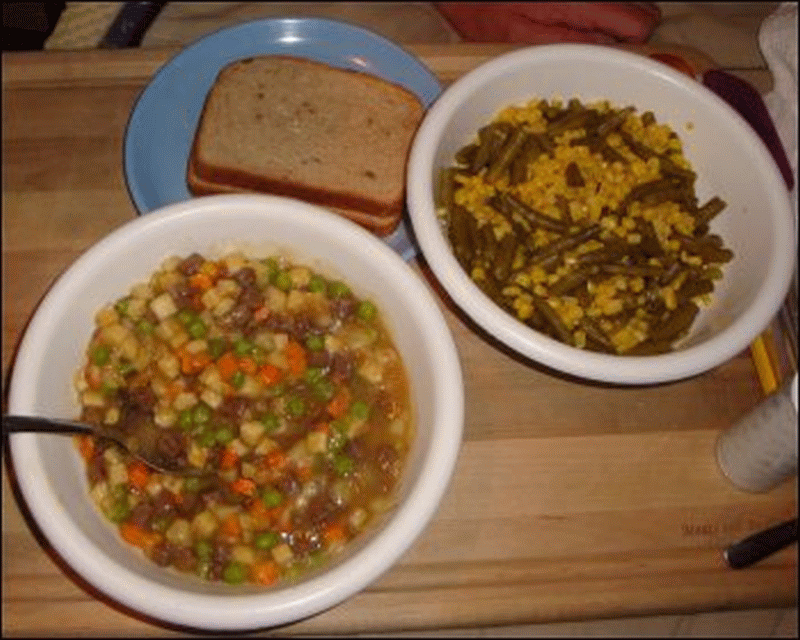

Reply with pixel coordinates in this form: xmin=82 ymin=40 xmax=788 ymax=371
xmin=123 ymin=17 xmax=442 ymax=261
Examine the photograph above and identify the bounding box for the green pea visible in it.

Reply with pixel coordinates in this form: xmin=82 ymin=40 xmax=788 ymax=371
xmin=356 ymin=300 xmax=377 ymax=322
xmin=183 ymin=476 xmax=202 ymax=493
xmin=327 ymin=281 xmax=351 ymax=299
xmin=187 ymin=319 xmax=207 ymax=339
xmin=136 ymin=319 xmax=155 ymax=335
xmin=274 ymin=270 xmax=292 ymax=292
xmin=287 ymin=396 xmax=305 ymax=417
xmin=222 ymin=561 xmax=247 ymax=584
xmin=254 ymin=531 xmax=281 ymax=550
xmin=305 ymin=334 xmax=325 ymax=352
xmin=196 ymin=428 xmax=217 ymax=448
xmin=260 ymin=413 xmax=279 ymax=432
xmin=150 ymin=515 xmax=170 ymax=533
xmin=261 ymin=487 xmax=283 ymax=509
xmin=303 ymin=367 xmax=324 ymax=384
xmin=91 ymin=344 xmax=110 ymax=366
xmin=349 ymin=400 xmax=370 ymax=421
xmin=252 ymin=346 xmax=268 ymax=365
xmin=192 ymin=403 xmax=212 ymax=424
xmin=177 ymin=309 xmax=196 ymax=326
xmin=106 ymin=499 xmax=130 ymax=523
xmin=195 ymin=539 xmax=213 ymax=561
xmin=114 ymin=298 xmax=130 ymax=316
xmin=333 ymin=454 xmax=354 ymax=477
xmin=208 ymin=337 xmax=227 ymax=359
xmin=313 ymin=378 xmax=336 ymax=402
xmin=215 ymin=427 xmax=235 ymax=445
xmin=117 ymin=360 xmax=136 ymax=377
xmin=233 ymin=337 xmax=254 ymax=356
xmin=100 ymin=379 xmax=119 ymax=396
xmin=231 ymin=370 xmax=245 ymax=389
xmin=178 ymin=409 xmax=194 ymax=430
xmin=263 ymin=257 xmax=279 ymax=283
xmin=308 ymin=275 xmax=326 ymax=293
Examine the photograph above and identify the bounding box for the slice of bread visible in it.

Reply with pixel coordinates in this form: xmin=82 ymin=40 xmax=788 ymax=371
xmin=187 ymin=55 xmax=425 ymax=235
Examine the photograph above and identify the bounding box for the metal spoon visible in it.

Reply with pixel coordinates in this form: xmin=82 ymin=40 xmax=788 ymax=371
xmin=3 ymin=414 xmax=202 ymax=476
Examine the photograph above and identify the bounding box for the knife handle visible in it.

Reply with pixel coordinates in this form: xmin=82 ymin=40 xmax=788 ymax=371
xmin=723 ymin=518 xmax=798 ymax=569
xmin=99 ymin=1 xmax=166 ymax=49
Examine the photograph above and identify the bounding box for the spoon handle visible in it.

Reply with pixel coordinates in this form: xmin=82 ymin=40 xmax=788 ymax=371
xmin=3 ymin=415 xmax=94 ymax=435
xmin=723 ymin=518 xmax=798 ymax=569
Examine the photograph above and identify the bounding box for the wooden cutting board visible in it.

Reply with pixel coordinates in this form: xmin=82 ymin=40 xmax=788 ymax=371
xmin=2 ymin=44 xmax=795 ymax=636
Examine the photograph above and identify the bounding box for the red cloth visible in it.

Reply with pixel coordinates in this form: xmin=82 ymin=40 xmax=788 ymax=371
xmin=435 ymin=2 xmax=661 ymax=45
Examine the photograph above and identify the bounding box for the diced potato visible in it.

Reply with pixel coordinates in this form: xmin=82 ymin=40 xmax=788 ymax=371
xmin=157 ymin=353 xmax=180 ymax=380
xmin=271 ymin=542 xmax=294 ymax=565
xmin=272 ymin=333 xmax=289 ymax=352
xmin=95 ymin=305 xmax=119 ymax=327
xmin=237 ymin=375 xmax=262 ymax=399
xmin=149 ymin=292 xmax=178 ymax=320
xmin=232 ymin=544 xmax=256 ymax=565
xmin=357 ymin=359 xmax=383 ymax=385
xmin=160 ymin=255 xmax=182 ymax=272
xmin=166 ymin=328 xmax=189 ymax=349
xmin=229 ymin=438 xmax=248 ymax=457
xmin=212 ymin=297 xmax=236 ymax=318
xmin=192 ymin=510 xmax=219 ymax=539
xmin=107 ymin=461 xmax=128 ymax=485
xmin=81 ymin=390 xmax=105 ymax=407
xmin=266 ymin=286 xmax=287 ymax=312
xmin=306 ymin=430 xmax=327 ymax=454
xmin=288 ymin=266 xmax=311 ymax=288
xmin=200 ymin=286 xmax=222 ymax=310
xmin=286 ymin=289 xmax=307 ymax=312
xmin=153 ymin=406 xmax=177 ymax=428
xmin=252 ymin=331 xmax=276 ymax=352
xmin=125 ymin=297 xmax=146 ymax=320
xmin=348 ymin=507 xmax=368 ymax=531
xmin=119 ymin=334 xmax=139 ymax=362
xmin=129 ymin=282 xmax=153 ymax=300
xmin=184 ymin=339 xmax=207 ymax=354
xmin=215 ymin=278 xmax=241 ymax=298
xmin=254 ymin=437 xmax=279 ymax=455
xmin=239 ymin=421 xmax=265 ymax=447
xmin=187 ymin=440 xmax=209 ymax=469
xmin=90 ymin=481 xmax=109 ymax=506
xmin=199 ymin=387 xmax=223 ymax=409
xmin=162 ymin=475 xmax=184 ymax=495
xmin=222 ymin=253 xmax=247 ymax=273
xmin=101 ymin=323 xmax=129 ymax=347
xmin=165 ymin=518 xmax=192 ymax=547
xmin=240 ymin=461 xmax=257 ymax=479
xmin=172 ymin=391 xmax=198 ymax=411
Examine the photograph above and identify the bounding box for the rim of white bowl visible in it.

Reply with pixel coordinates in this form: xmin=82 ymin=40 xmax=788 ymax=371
xmin=407 ymin=44 xmax=796 ymax=385
xmin=8 ymin=194 xmax=464 ymax=631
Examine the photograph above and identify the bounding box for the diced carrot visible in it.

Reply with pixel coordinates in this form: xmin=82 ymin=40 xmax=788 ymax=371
xmin=239 ymin=356 xmax=258 ymax=375
xmin=216 ymin=351 xmax=240 ymax=382
xmin=253 ymin=306 xmax=270 ymax=322
xmin=250 ymin=560 xmax=280 ymax=586
xmin=189 ymin=272 xmax=214 ymax=291
xmin=164 ymin=379 xmax=184 ymax=402
xmin=248 ymin=499 xmax=273 ymax=527
xmin=180 ymin=349 xmax=212 ymax=375
xmin=229 ymin=477 xmax=257 ymax=496
xmin=322 ymin=521 xmax=347 ymax=546
xmin=85 ymin=366 xmax=103 ymax=391
xmin=219 ymin=446 xmax=239 ymax=471
xmin=76 ymin=435 xmax=95 ymax=462
xmin=218 ymin=512 xmax=242 ymax=541
xmin=127 ymin=460 xmax=151 ymax=491
xmin=285 ymin=340 xmax=307 ymax=377
xmin=259 ymin=364 xmax=281 ymax=387
xmin=264 ymin=449 xmax=286 ymax=470
xmin=295 ymin=464 xmax=313 ymax=481
xmin=326 ymin=386 xmax=351 ymax=419
xmin=120 ymin=522 xmax=162 ymax=549
xmin=312 ymin=421 xmax=330 ymax=433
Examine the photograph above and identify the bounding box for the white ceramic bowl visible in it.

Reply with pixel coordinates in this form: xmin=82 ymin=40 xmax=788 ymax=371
xmin=407 ymin=44 xmax=796 ymax=385
xmin=7 ymin=194 xmax=464 ymax=631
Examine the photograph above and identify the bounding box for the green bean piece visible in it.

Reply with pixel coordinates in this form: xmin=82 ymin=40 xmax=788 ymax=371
xmin=492 ymin=233 xmax=518 ymax=282
xmin=549 ymin=265 xmax=597 ymax=296
xmin=657 ymin=260 xmax=683 ymax=286
xmin=454 ymin=143 xmax=478 ymax=167
xmin=617 ymin=129 xmax=657 ymax=160
xmin=595 ymin=106 xmax=635 ymax=137
xmin=531 ymin=132 xmax=555 ymax=157
xmin=598 ymin=263 xmax=664 ymax=278
xmin=528 ymin=224 xmax=601 ymax=266
xmin=650 ymin=301 xmax=699 ymax=343
xmin=470 ymin=123 xmax=511 ymax=173
xmin=547 ymin=108 xmax=593 ymax=135
xmin=554 ymin=195 xmax=573 ymax=224
xmin=485 ymin=126 xmax=529 ymax=183
xmin=694 ymin=196 xmax=727 ymax=227
xmin=480 ymin=224 xmax=498 ymax=263
xmin=622 ymin=338 xmax=673 ymax=355
xmin=641 ymin=111 xmax=656 ymax=127
xmin=565 ymin=162 xmax=585 ymax=187
xmin=659 ymin=156 xmax=697 ymax=182
xmin=678 ymin=276 xmax=715 ymax=300
xmin=578 ymin=316 xmax=616 ymax=353
xmin=526 ymin=290 xmax=575 ymax=345
xmin=437 ymin=167 xmax=457 ymax=210
xmin=501 ymin=193 xmax=570 ymax=233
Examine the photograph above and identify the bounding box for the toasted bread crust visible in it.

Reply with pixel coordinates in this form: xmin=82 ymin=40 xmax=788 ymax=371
xmin=187 ymin=55 xmax=422 ymax=227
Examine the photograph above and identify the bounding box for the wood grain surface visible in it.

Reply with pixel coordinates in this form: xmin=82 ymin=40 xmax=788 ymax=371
xmin=2 ymin=44 xmax=796 ymax=637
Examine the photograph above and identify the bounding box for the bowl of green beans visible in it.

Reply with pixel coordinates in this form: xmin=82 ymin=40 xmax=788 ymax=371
xmin=407 ymin=44 xmax=796 ymax=384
